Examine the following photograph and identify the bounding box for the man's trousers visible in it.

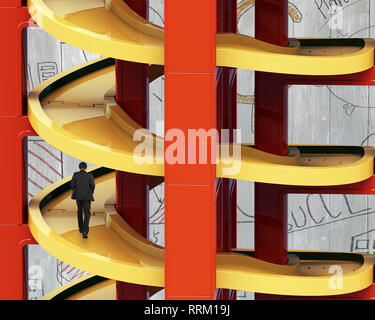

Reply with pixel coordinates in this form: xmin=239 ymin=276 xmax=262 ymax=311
xmin=76 ymin=200 xmax=91 ymax=234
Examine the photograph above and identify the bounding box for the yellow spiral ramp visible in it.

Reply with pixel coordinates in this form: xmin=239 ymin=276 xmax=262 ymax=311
xmin=28 ymin=166 xmax=375 ymax=298
xmin=28 ymin=58 xmax=375 ymax=187
xmin=41 ymin=275 xmax=116 ymax=300
xmin=41 ymin=274 xmax=163 ymax=300
xmin=27 ymin=57 xmax=375 ymax=298
xmin=28 ymin=0 xmax=375 ymax=75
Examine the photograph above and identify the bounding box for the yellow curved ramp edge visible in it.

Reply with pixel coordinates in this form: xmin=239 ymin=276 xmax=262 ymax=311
xmin=28 ymin=0 xmax=375 ymax=75
xmin=41 ymin=274 xmax=116 ymax=300
xmin=28 ymin=58 xmax=375 ymax=186
xmin=29 ymin=167 xmax=374 ymax=296
xmin=41 ymin=275 xmax=163 ymax=300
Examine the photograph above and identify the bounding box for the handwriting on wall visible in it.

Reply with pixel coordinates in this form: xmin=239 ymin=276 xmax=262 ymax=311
xmin=315 ymin=0 xmax=352 ymax=20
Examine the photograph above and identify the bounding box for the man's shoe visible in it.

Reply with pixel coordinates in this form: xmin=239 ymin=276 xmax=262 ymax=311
xmin=83 ymin=233 xmax=88 ymax=239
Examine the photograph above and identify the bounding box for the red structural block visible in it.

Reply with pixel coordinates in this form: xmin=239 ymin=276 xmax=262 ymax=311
xmin=254 ymin=0 xmax=289 ymax=272
xmin=255 ymin=184 xmax=288 ymax=264
xmin=116 ymin=172 xmax=149 ymax=240
xmin=215 ymin=178 xmax=237 ymax=300
xmin=0 ymin=224 xmax=36 ymax=300
xmin=115 ymin=51 xmax=150 ymax=247
xmin=0 ymin=2 xmax=36 ymax=301
xmin=216 ymin=0 xmax=237 ymax=301
xmin=165 ymin=0 xmax=217 ymax=299
xmin=119 ymin=0 xmax=148 ymax=18
xmin=0 ymin=117 xmax=36 ymax=302
xmin=0 ymin=6 xmax=29 ymax=116
xmin=115 ymin=0 xmax=150 ymax=301
xmin=0 ymin=1 xmax=26 ymax=7
xmin=255 ymin=0 xmax=288 ymax=47
xmin=0 ymin=117 xmax=36 ymax=225
xmin=254 ymin=76 xmax=289 ymax=267
xmin=253 ymin=0 xmax=289 ymax=301
xmin=115 ymin=59 xmax=149 ymax=130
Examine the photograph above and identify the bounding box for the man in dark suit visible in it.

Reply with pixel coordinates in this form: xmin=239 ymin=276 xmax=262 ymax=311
xmin=71 ymin=162 xmax=95 ymax=239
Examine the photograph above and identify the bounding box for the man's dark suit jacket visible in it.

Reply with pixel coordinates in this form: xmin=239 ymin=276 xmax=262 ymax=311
xmin=71 ymin=170 xmax=95 ymax=201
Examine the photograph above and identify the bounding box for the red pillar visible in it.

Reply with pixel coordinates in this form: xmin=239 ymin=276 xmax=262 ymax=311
xmin=115 ymin=0 xmax=150 ymax=300
xmin=165 ymin=0 xmax=217 ymax=299
xmin=216 ymin=0 xmax=237 ymax=301
xmin=254 ymin=0 xmax=289 ymax=265
xmin=0 ymin=225 xmax=35 ymax=300
xmin=254 ymin=0 xmax=289 ymax=300
xmin=0 ymin=2 xmax=37 ymax=300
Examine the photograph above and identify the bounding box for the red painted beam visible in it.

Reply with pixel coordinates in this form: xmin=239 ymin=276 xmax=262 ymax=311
xmin=253 ymin=0 xmax=289 ymax=301
xmin=216 ymin=0 xmax=237 ymax=301
xmin=254 ymin=0 xmax=289 ymax=270
xmin=165 ymin=0 xmax=217 ymax=300
xmin=0 ymin=4 xmax=39 ymax=300
xmin=0 ymin=1 xmax=26 ymax=8
xmin=115 ymin=0 xmax=150 ymax=300
xmin=0 ymin=116 xmax=37 ymax=300
xmin=0 ymin=225 xmax=36 ymax=300
xmin=255 ymin=0 xmax=288 ymax=47
xmin=0 ymin=6 xmax=29 ymax=116
xmin=0 ymin=117 xmax=36 ymax=225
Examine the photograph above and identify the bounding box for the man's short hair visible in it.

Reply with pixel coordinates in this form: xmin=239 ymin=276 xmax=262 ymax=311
xmin=79 ymin=162 xmax=87 ymax=169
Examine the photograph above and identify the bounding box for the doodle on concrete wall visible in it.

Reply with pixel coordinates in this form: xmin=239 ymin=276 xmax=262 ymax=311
xmin=27 ymin=139 xmax=62 ymax=200
xmin=237 ymin=0 xmax=302 ymax=27
xmin=28 ymin=265 xmax=44 ymax=300
xmin=37 ymin=62 xmax=58 ymax=83
xmin=288 ymin=194 xmax=374 ymax=233
xmin=362 ymin=133 xmax=375 ymax=146
xmin=315 ymin=0 xmax=357 ymax=33
xmin=57 ymin=261 xmax=89 ymax=286
xmin=351 ymin=229 xmax=375 ymax=254
xmin=325 ymin=85 xmax=375 ymax=117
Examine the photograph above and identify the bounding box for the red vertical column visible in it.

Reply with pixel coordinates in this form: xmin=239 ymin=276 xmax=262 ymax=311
xmin=0 ymin=2 xmax=37 ymax=300
xmin=115 ymin=0 xmax=150 ymax=300
xmin=0 ymin=225 xmax=35 ymax=299
xmin=254 ymin=0 xmax=289 ymax=288
xmin=216 ymin=0 xmax=237 ymax=301
xmin=165 ymin=0 xmax=217 ymax=299
xmin=1 ymin=2 xmax=29 ymax=116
